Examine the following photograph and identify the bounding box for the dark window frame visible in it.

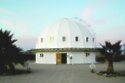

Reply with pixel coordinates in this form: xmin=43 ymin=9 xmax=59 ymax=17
xmin=86 ymin=52 xmax=90 ymax=57
xmin=41 ymin=38 xmax=43 ymax=42
xmin=40 ymin=54 xmax=44 ymax=57
xmin=85 ymin=37 xmax=89 ymax=42
xmin=75 ymin=36 xmax=79 ymax=42
xmin=92 ymin=38 xmax=94 ymax=42
xmin=62 ymin=36 xmax=66 ymax=42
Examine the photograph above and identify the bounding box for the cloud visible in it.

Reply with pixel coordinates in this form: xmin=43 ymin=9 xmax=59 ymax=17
xmin=0 ymin=7 xmax=29 ymax=34
xmin=94 ymin=18 xmax=108 ymax=26
xmin=0 ymin=19 xmax=29 ymax=34
xmin=96 ymin=26 xmax=125 ymax=44
xmin=0 ymin=8 xmax=17 ymax=17
xmin=82 ymin=0 xmax=107 ymax=23
xmin=0 ymin=19 xmax=36 ymax=50
xmin=83 ymin=8 xmax=95 ymax=20
xmin=15 ymin=36 xmax=37 ymax=50
xmin=0 ymin=8 xmax=35 ymax=50
xmin=92 ymin=16 xmax=114 ymax=27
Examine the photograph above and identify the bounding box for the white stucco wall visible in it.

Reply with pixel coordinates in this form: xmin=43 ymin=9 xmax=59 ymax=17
xmin=36 ymin=52 xmax=96 ymax=64
xmin=35 ymin=18 xmax=96 ymax=64
xmin=36 ymin=52 xmax=56 ymax=64
xmin=36 ymin=18 xmax=96 ymax=49
xmin=68 ymin=52 xmax=96 ymax=64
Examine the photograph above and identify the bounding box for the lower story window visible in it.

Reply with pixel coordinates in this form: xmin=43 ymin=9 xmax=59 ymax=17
xmin=86 ymin=52 xmax=90 ymax=57
xmin=40 ymin=54 xmax=44 ymax=57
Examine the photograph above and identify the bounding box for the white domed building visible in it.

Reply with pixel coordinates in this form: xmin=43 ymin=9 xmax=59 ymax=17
xmin=34 ymin=18 xmax=96 ymax=64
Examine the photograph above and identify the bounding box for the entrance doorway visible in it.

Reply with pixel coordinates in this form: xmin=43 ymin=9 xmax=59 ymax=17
xmin=56 ymin=53 xmax=67 ymax=64
xmin=61 ymin=53 xmax=67 ymax=64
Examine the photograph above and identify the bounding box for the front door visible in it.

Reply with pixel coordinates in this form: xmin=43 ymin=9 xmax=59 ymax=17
xmin=56 ymin=53 xmax=62 ymax=64
xmin=56 ymin=53 xmax=67 ymax=64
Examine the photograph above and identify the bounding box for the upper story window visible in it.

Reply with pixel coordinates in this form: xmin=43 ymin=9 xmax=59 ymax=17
xmin=85 ymin=37 xmax=89 ymax=42
xmin=62 ymin=36 xmax=66 ymax=42
xmin=92 ymin=38 xmax=95 ymax=42
xmin=41 ymin=38 xmax=43 ymax=43
xmin=75 ymin=36 xmax=79 ymax=42
xmin=50 ymin=36 xmax=54 ymax=43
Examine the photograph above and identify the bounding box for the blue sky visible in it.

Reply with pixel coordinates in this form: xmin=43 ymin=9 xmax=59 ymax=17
xmin=0 ymin=0 xmax=125 ymax=50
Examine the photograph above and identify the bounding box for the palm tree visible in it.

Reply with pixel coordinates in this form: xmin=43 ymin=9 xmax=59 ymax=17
xmin=0 ymin=29 xmax=19 ymax=73
xmin=0 ymin=29 xmax=35 ymax=74
xmin=99 ymin=40 xmax=121 ymax=74
xmin=0 ymin=29 xmax=31 ymax=74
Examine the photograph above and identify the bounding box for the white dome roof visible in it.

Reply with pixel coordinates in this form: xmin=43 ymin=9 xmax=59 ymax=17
xmin=36 ymin=18 xmax=95 ymax=49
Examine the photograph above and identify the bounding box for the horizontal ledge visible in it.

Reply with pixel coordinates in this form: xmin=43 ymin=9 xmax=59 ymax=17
xmin=31 ymin=48 xmax=97 ymax=53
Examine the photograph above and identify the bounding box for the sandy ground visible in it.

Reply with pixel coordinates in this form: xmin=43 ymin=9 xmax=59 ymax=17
xmin=0 ymin=62 xmax=125 ymax=83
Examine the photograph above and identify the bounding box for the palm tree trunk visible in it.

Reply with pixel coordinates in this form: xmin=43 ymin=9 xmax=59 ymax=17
xmin=107 ymin=61 xmax=114 ymax=74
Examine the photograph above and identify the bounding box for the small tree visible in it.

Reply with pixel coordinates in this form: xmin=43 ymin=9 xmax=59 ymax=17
xmin=99 ymin=40 xmax=121 ymax=74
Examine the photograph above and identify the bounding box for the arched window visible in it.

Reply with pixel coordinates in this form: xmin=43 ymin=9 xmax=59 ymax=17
xmin=50 ymin=36 xmax=54 ymax=43
xmin=85 ymin=37 xmax=89 ymax=42
xmin=62 ymin=36 xmax=66 ymax=42
xmin=75 ymin=36 xmax=79 ymax=42
xmin=41 ymin=38 xmax=43 ymax=43
xmin=92 ymin=38 xmax=94 ymax=42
